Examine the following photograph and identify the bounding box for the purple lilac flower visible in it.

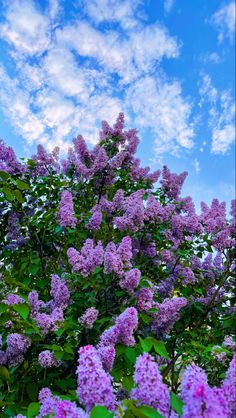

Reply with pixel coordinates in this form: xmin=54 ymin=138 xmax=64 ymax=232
xmin=38 ymin=350 xmax=59 ymax=368
xmin=97 ymin=345 xmax=116 ymax=372
xmin=131 ymin=353 xmax=170 ymax=417
xmin=78 ymin=307 xmax=99 ymax=329
xmin=211 ymin=346 xmax=227 ymax=363
xmin=0 ymin=333 xmax=31 ymax=367
xmin=119 ymin=268 xmax=141 ymax=291
xmin=136 ymin=288 xmax=154 ymax=311
xmin=161 ymin=166 xmax=187 ymax=199
xmin=222 ymin=355 xmax=236 ymax=417
xmin=98 ymin=308 xmax=138 ymax=349
xmin=58 ymin=191 xmax=77 ymax=228
xmin=86 ymin=210 xmax=102 ymax=230
xmin=76 ymin=345 xmax=115 ymax=411
xmin=67 ymin=240 xmax=104 ymax=277
xmin=115 ymin=307 xmax=138 ymax=346
xmin=223 ymin=336 xmax=236 ymax=351
xmin=2 ymin=294 xmax=24 ymax=305
xmin=180 ymin=267 xmax=197 ymax=285
xmin=28 ymin=291 xmax=45 ymax=316
xmin=180 ymin=363 xmax=227 ymax=417
xmin=182 ymin=383 xmax=227 ymax=418
xmin=152 ymin=297 xmax=187 ymax=337
xmin=50 ymin=274 xmax=70 ymax=309
xmin=0 ymin=140 xmax=24 ymax=173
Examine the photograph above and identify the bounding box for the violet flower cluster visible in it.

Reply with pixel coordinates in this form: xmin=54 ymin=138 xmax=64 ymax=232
xmin=0 ymin=333 xmax=31 ymax=367
xmin=152 ymin=297 xmax=187 ymax=337
xmin=28 ymin=275 xmax=70 ymax=335
xmin=131 ymin=353 xmax=170 ymax=417
xmin=57 ymin=190 xmax=77 ymax=228
xmin=76 ymin=345 xmax=115 ymax=412
xmin=78 ymin=307 xmax=99 ymax=329
xmin=36 ymin=387 xmax=88 ymax=418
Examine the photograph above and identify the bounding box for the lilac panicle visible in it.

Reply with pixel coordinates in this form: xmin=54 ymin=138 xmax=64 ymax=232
xmin=58 ymin=190 xmax=77 ymax=228
xmin=78 ymin=307 xmax=99 ymax=329
xmin=131 ymin=353 xmax=170 ymax=417
xmin=222 ymin=355 xmax=236 ymax=417
xmin=119 ymin=268 xmax=141 ymax=291
xmin=76 ymin=345 xmax=115 ymax=411
xmin=38 ymin=350 xmax=59 ymax=368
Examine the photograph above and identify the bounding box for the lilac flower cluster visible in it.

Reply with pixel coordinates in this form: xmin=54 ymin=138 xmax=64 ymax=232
xmin=135 ymin=287 xmax=154 ymax=311
xmin=161 ymin=166 xmax=188 ymax=199
xmin=78 ymin=307 xmax=99 ymax=329
xmin=180 ymin=363 xmax=229 ymax=418
xmin=2 ymin=294 xmax=24 ymax=305
xmin=222 ymin=355 xmax=236 ymax=417
xmin=211 ymin=346 xmax=227 ymax=363
xmin=28 ymin=275 xmax=70 ymax=335
xmin=99 ymin=307 xmax=138 ymax=348
xmin=223 ymin=336 xmax=236 ymax=351
xmin=152 ymin=297 xmax=187 ymax=337
xmin=119 ymin=268 xmax=141 ymax=291
xmin=86 ymin=210 xmax=102 ymax=230
xmin=76 ymin=345 xmax=115 ymax=412
xmin=38 ymin=350 xmax=59 ymax=368
xmin=67 ymin=239 xmax=103 ymax=277
xmin=6 ymin=212 xmax=26 ymax=249
xmin=0 ymin=333 xmax=31 ymax=367
xmin=131 ymin=353 xmax=170 ymax=417
xmin=104 ymin=236 xmax=133 ymax=276
xmin=37 ymin=387 xmax=88 ymax=418
xmin=114 ymin=190 xmax=146 ymax=232
xmin=0 ymin=140 xmax=24 ymax=174
xmin=31 ymin=144 xmax=59 ymax=176
xmin=57 ymin=191 xmax=77 ymax=228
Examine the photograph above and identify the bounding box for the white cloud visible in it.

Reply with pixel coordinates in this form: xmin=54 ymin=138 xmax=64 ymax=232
xmin=126 ymin=76 xmax=194 ymax=155
xmin=0 ymin=0 xmax=51 ymax=55
xmin=199 ymin=74 xmax=218 ymax=105
xmin=0 ymin=0 xmax=194 ymax=158
xmin=211 ymin=1 xmax=235 ymax=43
xmin=164 ymin=0 xmax=174 ymax=13
xmin=56 ymin=21 xmax=179 ymax=84
xmin=199 ymin=74 xmax=235 ymax=154
xmin=193 ymin=159 xmax=200 ymax=173
xmin=83 ymin=0 xmax=143 ymax=29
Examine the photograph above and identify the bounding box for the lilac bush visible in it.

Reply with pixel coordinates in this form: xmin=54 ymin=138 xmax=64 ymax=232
xmin=0 ymin=113 xmax=235 ymax=417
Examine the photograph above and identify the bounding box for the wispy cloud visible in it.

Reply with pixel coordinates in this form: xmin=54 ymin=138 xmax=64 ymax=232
xmin=211 ymin=1 xmax=235 ymax=43
xmin=199 ymin=74 xmax=235 ymax=154
xmin=0 ymin=0 xmax=194 ymax=156
xmin=126 ymin=76 xmax=194 ymax=155
xmin=164 ymin=0 xmax=174 ymax=13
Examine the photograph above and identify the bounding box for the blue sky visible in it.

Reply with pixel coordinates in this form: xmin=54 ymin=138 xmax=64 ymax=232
xmin=0 ymin=0 xmax=235 ymax=210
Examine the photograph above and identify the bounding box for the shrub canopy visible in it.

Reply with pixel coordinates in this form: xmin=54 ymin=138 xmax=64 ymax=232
xmin=0 ymin=114 xmax=235 ymax=417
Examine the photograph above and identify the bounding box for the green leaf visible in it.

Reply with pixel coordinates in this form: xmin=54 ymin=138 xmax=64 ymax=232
xmin=12 ymin=303 xmax=29 ymax=320
xmin=153 ymin=340 xmax=170 ymax=359
xmin=170 ymin=392 xmax=184 ymax=416
xmin=138 ymin=406 xmax=165 ymax=418
xmin=90 ymin=405 xmax=114 ymax=418
xmin=139 ymin=337 xmax=153 ymax=352
xmin=16 ymin=179 xmax=30 ymax=190
xmin=3 ymin=186 xmax=14 ymax=201
xmin=125 ymin=347 xmax=137 ymax=365
xmin=0 ymin=170 xmax=11 ymax=180
xmin=0 ymin=302 xmax=8 ymax=313
xmin=27 ymin=402 xmax=40 ymax=417
xmin=13 ymin=189 xmax=25 ymax=203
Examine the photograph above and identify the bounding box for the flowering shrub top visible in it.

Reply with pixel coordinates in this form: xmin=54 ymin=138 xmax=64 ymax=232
xmin=0 ymin=113 xmax=235 ymax=417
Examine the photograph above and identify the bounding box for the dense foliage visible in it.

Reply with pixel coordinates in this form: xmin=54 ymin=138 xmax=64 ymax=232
xmin=0 ymin=114 xmax=235 ymax=418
